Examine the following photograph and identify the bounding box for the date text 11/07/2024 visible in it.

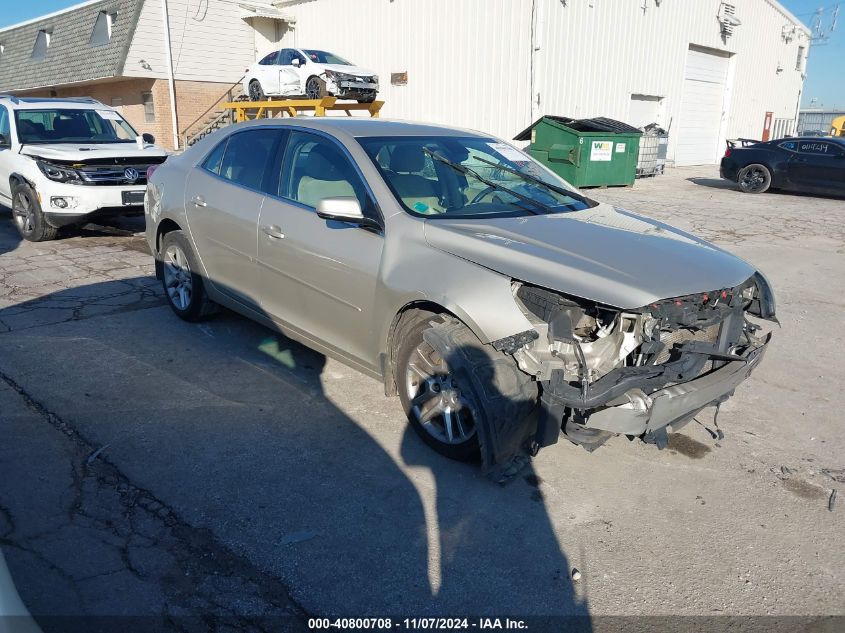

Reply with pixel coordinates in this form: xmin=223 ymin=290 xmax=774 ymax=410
xmin=308 ymin=618 xmax=529 ymax=630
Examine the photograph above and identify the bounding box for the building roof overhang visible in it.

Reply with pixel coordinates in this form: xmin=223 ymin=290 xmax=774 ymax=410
xmin=236 ymin=2 xmax=296 ymax=23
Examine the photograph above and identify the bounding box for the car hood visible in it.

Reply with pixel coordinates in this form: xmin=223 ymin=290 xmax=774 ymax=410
xmin=320 ymin=64 xmax=376 ymax=77
xmin=20 ymin=143 xmax=167 ymax=162
xmin=423 ymin=203 xmax=756 ymax=309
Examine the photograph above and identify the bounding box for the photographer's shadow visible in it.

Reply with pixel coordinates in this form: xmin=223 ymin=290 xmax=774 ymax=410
xmin=0 ymin=206 xmax=22 ymax=257
xmin=0 ymin=272 xmax=591 ymax=627
xmin=399 ymin=344 xmax=591 ymax=627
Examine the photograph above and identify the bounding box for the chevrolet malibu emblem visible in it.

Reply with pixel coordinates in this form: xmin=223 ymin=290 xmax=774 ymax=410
xmin=124 ymin=167 xmax=140 ymax=183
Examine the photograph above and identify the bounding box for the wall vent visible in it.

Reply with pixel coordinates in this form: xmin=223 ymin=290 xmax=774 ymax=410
xmin=718 ymin=3 xmax=741 ymax=39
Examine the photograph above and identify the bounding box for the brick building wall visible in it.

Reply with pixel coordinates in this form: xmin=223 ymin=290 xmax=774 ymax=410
xmin=174 ymin=80 xmax=243 ymax=145
xmin=18 ymin=77 xmax=238 ymax=150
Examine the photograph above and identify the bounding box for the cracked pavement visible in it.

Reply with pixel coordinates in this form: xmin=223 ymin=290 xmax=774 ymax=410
xmin=0 ymin=220 xmax=305 ymax=632
xmin=0 ymin=167 xmax=843 ymax=630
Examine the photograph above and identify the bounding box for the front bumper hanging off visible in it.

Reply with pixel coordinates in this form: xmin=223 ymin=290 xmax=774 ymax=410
xmin=584 ymin=337 xmax=769 ymax=436
xmin=537 ymin=333 xmax=770 ymax=444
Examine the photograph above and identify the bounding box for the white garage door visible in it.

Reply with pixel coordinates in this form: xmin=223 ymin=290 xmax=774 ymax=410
xmin=675 ymin=48 xmax=730 ymax=166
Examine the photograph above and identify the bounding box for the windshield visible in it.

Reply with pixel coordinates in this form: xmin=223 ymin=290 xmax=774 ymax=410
xmin=302 ymin=49 xmax=352 ymax=65
xmin=359 ymin=135 xmax=596 ymax=218
xmin=15 ymin=108 xmax=139 ymax=144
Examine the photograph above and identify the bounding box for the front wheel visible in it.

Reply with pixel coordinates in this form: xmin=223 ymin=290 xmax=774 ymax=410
xmin=12 ymin=182 xmax=58 ymax=242
xmin=396 ymin=314 xmax=537 ymax=462
xmin=248 ymin=80 xmax=265 ymax=102
xmin=160 ymin=231 xmax=216 ymax=321
xmin=305 ymin=76 xmax=326 ymax=99
xmin=737 ymin=164 xmax=772 ymax=194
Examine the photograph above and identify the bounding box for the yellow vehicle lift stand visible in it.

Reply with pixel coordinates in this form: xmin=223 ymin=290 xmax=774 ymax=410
xmin=830 ymin=115 xmax=845 ymax=137
xmin=223 ymin=97 xmax=384 ymax=122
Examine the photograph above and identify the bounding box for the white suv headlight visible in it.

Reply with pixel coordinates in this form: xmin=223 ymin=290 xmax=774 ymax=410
xmin=36 ymin=160 xmax=83 ymax=185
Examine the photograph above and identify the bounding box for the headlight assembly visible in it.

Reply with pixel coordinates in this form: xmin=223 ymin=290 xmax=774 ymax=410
xmin=37 ymin=160 xmax=83 ymax=184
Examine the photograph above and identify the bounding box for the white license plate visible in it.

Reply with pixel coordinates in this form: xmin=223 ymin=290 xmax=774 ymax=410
xmin=340 ymin=81 xmax=376 ymax=90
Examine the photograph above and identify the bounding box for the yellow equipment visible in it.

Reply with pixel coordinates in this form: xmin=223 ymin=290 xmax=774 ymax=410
xmin=831 ymin=115 xmax=845 ymax=137
xmin=223 ymin=96 xmax=383 ymax=122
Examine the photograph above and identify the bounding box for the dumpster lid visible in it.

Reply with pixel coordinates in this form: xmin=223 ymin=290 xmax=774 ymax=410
xmin=514 ymin=115 xmax=642 ymax=141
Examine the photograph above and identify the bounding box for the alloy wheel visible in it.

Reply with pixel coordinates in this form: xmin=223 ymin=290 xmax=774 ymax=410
xmin=12 ymin=192 xmax=35 ymax=235
xmin=405 ymin=341 xmax=477 ymax=445
xmin=163 ymin=244 xmax=193 ymax=311
xmin=306 ymin=77 xmax=322 ymax=99
xmin=740 ymin=167 xmax=767 ymax=192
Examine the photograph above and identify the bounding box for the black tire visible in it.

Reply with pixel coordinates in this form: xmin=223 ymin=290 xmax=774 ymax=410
xmin=248 ymin=80 xmax=265 ymax=102
xmin=395 ymin=313 xmax=537 ymax=462
xmin=12 ymin=182 xmax=58 ymax=242
xmin=305 ymin=76 xmax=325 ymax=99
xmin=737 ymin=163 xmax=772 ymax=194
xmin=159 ymin=231 xmax=216 ymax=322
xmin=357 ymin=95 xmax=376 ymax=104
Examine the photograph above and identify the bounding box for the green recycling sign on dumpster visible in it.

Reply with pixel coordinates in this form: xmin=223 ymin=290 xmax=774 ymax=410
xmin=514 ymin=115 xmax=642 ymax=188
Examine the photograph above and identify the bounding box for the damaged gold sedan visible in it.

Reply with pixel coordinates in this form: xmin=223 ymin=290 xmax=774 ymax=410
xmin=145 ymin=118 xmax=775 ymax=480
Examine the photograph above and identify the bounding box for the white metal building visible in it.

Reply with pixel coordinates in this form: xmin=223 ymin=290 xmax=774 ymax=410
xmin=0 ymin=0 xmax=810 ymax=160
xmin=261 ymin=0 xmax=810 ymax=166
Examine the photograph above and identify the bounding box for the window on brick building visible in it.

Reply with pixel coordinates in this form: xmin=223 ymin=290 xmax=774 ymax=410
xmin=111 ymin=97 xmax=123 ymax=108
xmin=142 ymin=91 xmax=155 ymax=123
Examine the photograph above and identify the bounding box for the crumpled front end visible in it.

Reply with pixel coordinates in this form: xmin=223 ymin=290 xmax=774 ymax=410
xmin=507 ymin=275 xmax=774 ymax=452
xmin=322 ymin=71 xmax=379 ymax=101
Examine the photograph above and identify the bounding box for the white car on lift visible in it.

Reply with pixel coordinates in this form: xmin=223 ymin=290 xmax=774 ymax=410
xmin=0 ymin=95 xmax=167 ymax=242
xmin=243 ymin=48 xmax=379 ymax=103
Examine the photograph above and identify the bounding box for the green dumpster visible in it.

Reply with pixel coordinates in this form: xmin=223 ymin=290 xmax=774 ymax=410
xmin=514 ymin=116 xmax=642 ymax=188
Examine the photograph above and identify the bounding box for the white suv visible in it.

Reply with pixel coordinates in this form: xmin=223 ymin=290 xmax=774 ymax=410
xmin=0 ymin=96 xmax=167 ymax=241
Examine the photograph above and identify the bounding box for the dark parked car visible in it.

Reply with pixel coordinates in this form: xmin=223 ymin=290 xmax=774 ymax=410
xmin=720 ymin=137 xmax=845 ymax=195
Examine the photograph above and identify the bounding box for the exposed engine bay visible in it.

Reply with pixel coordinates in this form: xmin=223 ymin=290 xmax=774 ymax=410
xmin=500 ymin=275 xmax=775 ymax=453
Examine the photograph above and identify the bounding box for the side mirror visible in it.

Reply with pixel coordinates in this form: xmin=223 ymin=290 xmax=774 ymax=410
xmin=142 ymin=132 xmax=155 ymax=145
xmin=0 ymin=133 xmax=9 ymax=149
xmin=291 ymin=58 xmax=301 ymax=67
xmin=316 ymin=197 xmax=380 ymax=229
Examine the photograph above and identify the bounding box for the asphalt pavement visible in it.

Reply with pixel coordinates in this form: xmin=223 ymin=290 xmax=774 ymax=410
xmin=0 ymin=167 xmax=842 ymax=632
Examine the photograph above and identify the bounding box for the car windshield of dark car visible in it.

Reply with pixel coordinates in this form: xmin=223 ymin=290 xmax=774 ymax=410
xmin=359 ymin=135 xmax=597 ymax=218
xmin=302 ymin=50 xmax=351 ymax=65
xmin=15 ymin=108 xmax=138 ymax=144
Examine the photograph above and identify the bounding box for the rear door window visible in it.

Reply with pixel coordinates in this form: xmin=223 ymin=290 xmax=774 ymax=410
xmin=218 ymin=129 xmax=283 ymax=193
xmin=258 ymin=51 xmax=280 ymax=66
xmin=797 ymin=141 xmax=838 ymax=156
xmin=201 ymin=138 xmax=228 ymax=175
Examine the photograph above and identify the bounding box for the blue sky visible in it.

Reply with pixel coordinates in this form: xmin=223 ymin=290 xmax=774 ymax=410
xmin=781 ymin=0 xmax=843 ymax=108
xmin=2 ymin=0 xmax=842 ymax=108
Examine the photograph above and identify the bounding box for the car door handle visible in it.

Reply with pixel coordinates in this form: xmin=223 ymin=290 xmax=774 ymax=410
xmin=191 ymin=195 xmax=207 ymax=207
xmin=262 ymin=225 xmax=285 ymax=239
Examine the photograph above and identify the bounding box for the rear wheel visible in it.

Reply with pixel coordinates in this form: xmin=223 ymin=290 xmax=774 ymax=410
xmin=737 ymin=164 xmax=772 ymax=194
xmin=248 ymin=80 xmax=265 ymax=101
xmin=12 ymin=182 xmax=58 ymax=242
xmin=160 ymin=231 xmax=216 ymax=321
